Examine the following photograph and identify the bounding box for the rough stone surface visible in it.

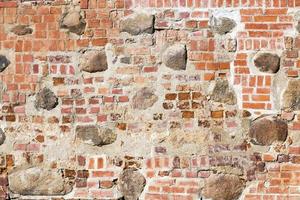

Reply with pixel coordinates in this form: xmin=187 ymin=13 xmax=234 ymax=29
xmin=211 ymin=79 xmax=236 ymax=105
xmin=202 ymin=174 xmax=245 ymax=200
xmin=120 ymin=13 xmax=154 ymax=35
xmin=118 ymin=169 xmax=146 ymax=200
xmin=11 ymin=25 xmax=33 ymax=36
xmin=60 ymin=10 xmax=86 ymax=35
xmin=249 ymin=117 xmax=288 ymax=146
xmin=162 ymin=44 xmax=187 ymax=70
xmin=254 ymin=53 xmax=280 ymax=73
xmin=0 ymin=128 xmax=5 ymax=145
xmin=79 ymin=49 xmax=108 ymax=73
xmin=132 ymin=87 xmax=158 ymax=110
xmin=282 ymin=80 xmax=300 ymax=110
xmin=210 ymin=17 xmax=236 ymax=35
xmin=35 ymin=88 xmax=58 ymax=111
xmin=8 ymin=166 xmax=73 ymax=195
xmin=76 ymin=125 xmax=117 ymax=146
xmin=0 ymin=55 xmax=10 ymax=72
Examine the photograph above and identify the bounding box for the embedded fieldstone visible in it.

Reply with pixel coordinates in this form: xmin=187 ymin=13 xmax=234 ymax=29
xmin=282 ymin=80 xmax=300 ymax=110
xmin=118 ymin=169 xmax=146 ymax=200
xmin=0 ymin=128 xmax=5 ymax=145
xmin=254 ymin=53 xmax=280 ymax=73
xmin=11 ymin=25 xmax=33 ymax=36
xmin=76 ymin=125 xmax=117 ymax=146
xmin=60 ymin=10 xmax=86 ymax=35
xmin=202 ymin=174 xmax=245 ymax=200
xmin=0 ymin=55 xmax=10 ymax=72
xmin=120 ymin=13 xmax=154 ymax=35
xmin=249 ymin=117 xmax=288 ymax=146
xmin=210 ymin=17 xmax=236 ymax=35
xmin=79 ymin=49 xmax=108 ymax=73
xmin=162 ymin=44 xmax=187 ymax=70
xmin=8 ymin=166 xmax=73 ymax=195
xmin=211 ymin=79 xmax=236 ymax=105
xmin=35 ymin=88 xmax=58 ymax=111
xmin=132 ymin=87 xmax=158 ymax=110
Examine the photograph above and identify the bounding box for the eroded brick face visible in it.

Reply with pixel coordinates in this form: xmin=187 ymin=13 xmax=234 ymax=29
xmin=1 ymin=0 xmax=300 ymax=199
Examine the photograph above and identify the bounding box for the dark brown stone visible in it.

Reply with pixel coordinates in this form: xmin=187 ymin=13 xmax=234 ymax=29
xmin=0 ymin=129 xmax=5 ymax=145
xmin=282 ymin=80 xmax=300 ymax=110
xmin=211 ymin=79 xmax=236 ymax=105
xmin=76 ymin=125 xmax=117 ymax=146
xmin=202 ymin=174 xmax=245 ymax=200
xmin=11 ymin=25 xmax=33 ymax=36
xmin=0 ymin=55 xmax=10 ymax=72
xmin=162 ymin=44 xmax=187 ymax=70
xmin=79 ymin=49 xmax=108 ymax=73
xmin=249 ymin=117 xmax=288 ymax=146
xmin=132 ymin=87 xmax=158 ymax=110
xmin=120 ymin=13 xmax=154 ymax=35
xmin=35 ymin=88 xmax=58 ymax=111
xmin=210 ymin=17 xmax=236 ymax=35
xmin=118 ymin=169 xmax=146 ymax=200
xmin=254 ymin=53 xmax=280 ymax=73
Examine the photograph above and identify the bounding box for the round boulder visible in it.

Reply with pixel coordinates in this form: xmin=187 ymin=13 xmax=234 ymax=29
xmin=202 ymin=174 xmax=245 ymax=200
xmin=118 ymin=169 xmax=146 ymax=200
xmin=35 ymin=88 xmax=58 ymax=111
xmin=162 ymin=44 xmax=187 ymax=70
xmin=79 ymin=49 xmax=108 ymax=73
xmin=120 ymin=12 xmax=154 ymax=35
xmin=132 ymin=87 xmax=158 ymax=110
xmin=60 ymin=10 xmax=86 ymax=35
xmin=0 ymin=55 xmax=10 ymax=72
xmin=249 ymin=117 xmax=288 ymax=146
xmin=254 ymin=53 xmax=280 ymax=73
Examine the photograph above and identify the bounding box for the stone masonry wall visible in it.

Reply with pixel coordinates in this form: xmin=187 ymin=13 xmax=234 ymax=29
xmin=1 ymin=0 xmax=300 ymax=199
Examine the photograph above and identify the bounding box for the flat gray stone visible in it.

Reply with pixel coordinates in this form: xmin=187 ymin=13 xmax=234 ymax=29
xmin=79 ymin=49 xmax=108 ymax=73
xmin=210 ymin=17 xmax=236 ymax=35
xmin=132 ymin=87 xmax=158 ymax=110
xmin=35 ymin=88 xmax=58 ymax=111
xmin=162 ymin=44 xmax=187 ymax=70
xmin=60 ymin=10 xmax=86 ymax=35
xmin=282 ymin=79 xmax=300 ymax=110
xmin=211 ymin=79 xmax=236 ymax=105
xmin=11 ymin=25 xmax=33 ymax=36
xmin=0 ymin=55 xmax=10 ymax=72
xmin=120 ymin=13 xmax=154 ymax=35
xmin=0 ymin=128 xmax=5 ymax=145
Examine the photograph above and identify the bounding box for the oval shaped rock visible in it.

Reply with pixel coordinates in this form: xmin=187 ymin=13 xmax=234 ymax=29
xmin=60 ymin=10 xmax=86 ymax=35
xmin=282 ymin=79 xmax=300 ymax=110
xmin=80 ymin=49 xmax=108 ymax=73
xmin=132 ymin=87 xmax=158 ymax=110
xmin=118 ymin=169 xmax=146 ymax=200
xmin=76 ymin=125 xmax=117 ymax=146
xmin=120 ymin=13 xmax=154 ymax=35
xmin=254 ymin=53 xmax=280 ymax=73
xmin=35 ymin=88 xmax=58 ymax=111
xmin=210 ymin=17 xmax=236 ymax=35
xmin=211 ymin=79 xmax=236 ymax=105
xmin=162 ymin=44 xmax=187 ymax=70
xmin=0 ymin=128 xmax=5 ymax=145
xmin=11 ymin=25 xmax=33 ymax=36
xmin=0 ymin=55 xmax=10 ymax=72
xmin=202 ymin=174 xmax=245 ymax=200
xmin=8 ymin=166 xmax=73 ymax=195
xmin=249 ymin=117 xmax=288 ymax=146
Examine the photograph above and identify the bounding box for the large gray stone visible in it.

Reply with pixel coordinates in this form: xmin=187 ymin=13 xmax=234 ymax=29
xmin=210 ymin=17 xmax=236 ymax=35
xmin=254 ymin=53 xmax=280 ymax=73
xmin=118 ymin=169 xmax=146 ymax=200
xmin=249 ymin=117 xmax=288 ymax=146
xmin=8 ymin=166 xmax=73 ymax=195
xmin=162 ymin=44 xmax=187 ymax=70
xmin=202 ymin=174 xmax=245 ymax=200
xmin=11 ymin=25 xmax=33 ymax=36
xmin=76 ymin=125 xmax=117 ymax=146
xmin=79 ymin=49 xmax=108 ymax=73
xmin=120 ymin=13 xmax=154 ymax=35
xmin=60 ymin=10 xmax=86 ymax=35
xmin=132 ymin=87 xmax=158 ymax=110
xmin=35 ymin=88 xmax=58 ymax=111
xmin=282 ymin=80 xmax=300 ymax=110
xmin=0 ymin=128 xmax=5 ymax=145
xmin=211 ymin=79 xmax=236 ymax=105
xmin=0 ymin=55 xmax=10 ymax=72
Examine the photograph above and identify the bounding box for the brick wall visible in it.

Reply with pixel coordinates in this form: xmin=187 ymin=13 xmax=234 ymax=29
xmin=1 ymin=0 xmax=300 ymax=199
